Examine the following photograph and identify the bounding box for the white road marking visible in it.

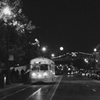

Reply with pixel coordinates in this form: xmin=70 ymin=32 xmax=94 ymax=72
xmin=49 ymin=76 xmax=62 ymax=100
xmin=86 ymin=85 xmax=89 ymax=87
xmin=1 ymin=86 xmax=30 ymax=100
xmin=25 ymin=87 xmax=42 ymax=100
xmin=92 ymin=89 xmax=96 ymax=92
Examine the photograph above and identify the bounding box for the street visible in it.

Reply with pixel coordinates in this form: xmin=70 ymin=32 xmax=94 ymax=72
xmin=1 ymin=75 xmax=100 ymax=100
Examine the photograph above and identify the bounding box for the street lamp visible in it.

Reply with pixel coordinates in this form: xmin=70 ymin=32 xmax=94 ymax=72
xmin=94 ymin=48 xmax=97 ymax=52
xmin=2 ymin=6 xmax=11 ymax=16
xmin=60 ymin=47 xmax=64 ymax=51
xmin=2 ymin=6 xmax=13 ymax=85
xmin=42 ymin=47 xmax=47 ymax=52
xmin=0 ymin=0 xmax=36 ymax=85
xmin=51 ymin=53 xmax=55 ymax=57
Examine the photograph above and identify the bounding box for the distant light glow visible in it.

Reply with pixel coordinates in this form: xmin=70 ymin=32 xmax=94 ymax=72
xmin=42 ymin=47 xmax=46 ymax=52
xmin=51 ymin=54 xmax=55 ymax=57
xmin=2 ymin=6 xmax=11 ymax=15
xmin=84 ymin=58 xmax=88 ymax=63
xmin=32 ymin=73 xmax=36 ymax=77
xmin=82 ymin=73 xmax=85 ymax=76
xmin=60 ymin=47 xmax=64 ymax=51
xmin=0 ymin=0 xmax=36 ymax=35
xmin=38 ymin=74 xmax=42 ymax=78
xmin=43 ymin=72 xmax=48 ymax=76
xmin=96 ymin=59 xmax=98 ymax=63
xmin=68 ymin=68 xmax=71 ymax=71
xmin=94 ymin=48 xmax=97 ymax=52
xmin=35 ymin=38 xmax=38 ymax=42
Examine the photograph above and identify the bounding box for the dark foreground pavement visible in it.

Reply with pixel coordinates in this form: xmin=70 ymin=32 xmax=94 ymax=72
xmin=1 ymin=75 xmax=100 ymax=100
xmin=52 ymin=75 xmax=100 ymax=100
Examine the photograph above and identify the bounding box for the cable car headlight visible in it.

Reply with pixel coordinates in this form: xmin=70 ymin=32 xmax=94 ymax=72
xmin=32 ymin=73 xmax=36 ymax=77
xmin=38 ymin=74 xmax=42 ymax=78
xmin=43 ymin=72 xmax=48 ymax=76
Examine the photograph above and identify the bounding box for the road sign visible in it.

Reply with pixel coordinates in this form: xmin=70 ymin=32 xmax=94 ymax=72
xmin=8 ymin=55 xmax=14 ymax=61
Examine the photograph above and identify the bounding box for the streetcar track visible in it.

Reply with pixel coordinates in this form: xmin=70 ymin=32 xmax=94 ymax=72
xmin=0 ymin=84 xmax=43 ymax=100
xmin=0 ymin=86 xmax=30 ymax=100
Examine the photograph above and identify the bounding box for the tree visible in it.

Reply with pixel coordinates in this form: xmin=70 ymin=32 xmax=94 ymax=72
xmin=0 ymin=0 xmax=38 ymax=84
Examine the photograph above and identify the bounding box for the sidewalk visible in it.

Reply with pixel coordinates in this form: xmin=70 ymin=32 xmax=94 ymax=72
xmin=0 ymin=83 xmax=23 ymax=92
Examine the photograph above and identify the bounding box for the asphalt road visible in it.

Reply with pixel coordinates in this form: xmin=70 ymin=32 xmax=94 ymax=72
xmin=1 ymin=74 xmax=100 ymax=100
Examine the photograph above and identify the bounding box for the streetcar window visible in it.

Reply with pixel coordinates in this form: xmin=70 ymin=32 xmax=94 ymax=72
xmin=32 ymin=65 xmax=39 ymax=70
xmin=40 ymin=64 xmax=48 ymax=70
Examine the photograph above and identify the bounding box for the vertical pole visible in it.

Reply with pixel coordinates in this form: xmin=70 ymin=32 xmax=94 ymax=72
xmin=6 ymin=25 xmax=11 ymax=85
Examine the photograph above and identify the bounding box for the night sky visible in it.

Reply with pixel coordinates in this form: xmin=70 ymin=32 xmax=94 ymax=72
xmin=22 ymin=0 xmax=100 ymax=55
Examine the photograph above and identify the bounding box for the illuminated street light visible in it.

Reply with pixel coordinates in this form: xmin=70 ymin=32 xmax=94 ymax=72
xmin=60 ymin=47 xmax=64 ymax=51
xmin=0 ymin=1 xmax=17 ymax=85
xmin=94 ymin=48 xmax=97 ymax=52
xmin=0 ymin=0 xmax=38 ymax=85
xmin=2 ymin=6 xmax=11 ymax=16
xmin=51 ymin=53 xmax=55 ymax=57
xmin=42 ymin=47 xmax=47 ymax=52
xmin=1 ymin=5 xmax=13 ymax=85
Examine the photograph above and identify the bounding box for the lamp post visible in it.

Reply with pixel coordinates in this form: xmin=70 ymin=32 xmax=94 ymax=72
xmin=0 ymin=0 xmax=36 ymax=85
xmin=1 ymin=6 xmax=14 ymax=85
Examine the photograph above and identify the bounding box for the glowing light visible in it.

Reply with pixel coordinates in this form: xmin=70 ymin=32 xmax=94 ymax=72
xmin=82 ymin=73 xmax=85 ymax=76
xmin=32 ymin=73 xmax=36 ymax=76
xmin=84 ymin=58 xmax=88 ymax=63
xmin=51 ymin=54 xmax=55 ymax=57
xmin=60 ymin=47 xmax=64 ymax=51
xmin=38 ymin=74 xmax=42 ymax=78
xmin=96 ymin=59 xmax=98 ymax=63
xmin=0 ymin=0 xmax=36 ymax=34
xmin=68 ymin=68 xmax=71 ymax=71
xmin=2 ymin=6 xmax=11 ymax=15
xmin=42 ymin=47 xmax=46 ymax=52
xmin=68 ymin=72 xmax=70 ymax=75
xmin=94 ymin=48 xmax=97 ymax=52
xmin=43 ymin=72 xmax=48 ymax=76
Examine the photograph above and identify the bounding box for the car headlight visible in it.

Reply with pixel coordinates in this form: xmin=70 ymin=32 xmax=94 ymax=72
xmin=68 ymin=72 xmax=70 ymax=75
xmin=71 ymin=72 xmax=73 ymax=74
xmin=82 ymin=73 xmax=85 ymax=76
